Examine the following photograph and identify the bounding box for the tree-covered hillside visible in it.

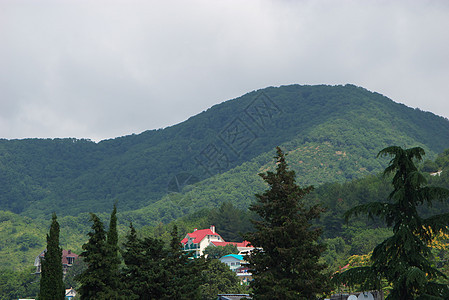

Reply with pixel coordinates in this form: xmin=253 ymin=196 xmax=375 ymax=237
xmin=1 ymin=84 xmax=449 ymax=219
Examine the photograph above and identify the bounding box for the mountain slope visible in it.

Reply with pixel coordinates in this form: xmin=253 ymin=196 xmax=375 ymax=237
xmin=1 ymin=84 xmax=449 ymax=218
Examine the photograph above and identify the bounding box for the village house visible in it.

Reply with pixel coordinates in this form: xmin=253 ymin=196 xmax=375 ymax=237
xmin=34 ymin=249 xmax=78 ymax=275
xmin=219 ymin=254 xmax=252 ymax=285
xmin=180 ymin=225 xmax=253 ymax=257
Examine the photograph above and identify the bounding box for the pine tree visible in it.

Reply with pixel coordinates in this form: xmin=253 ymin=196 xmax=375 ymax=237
xmin=244 ymin=147 xmax=329 ymax=299
xmin=39 ymin=213 xmax=65 ymax=300
xmin=76 ymin=213 xmax=110 ymax=299
xmin=335 ymin=146 xmax=449 ymax=299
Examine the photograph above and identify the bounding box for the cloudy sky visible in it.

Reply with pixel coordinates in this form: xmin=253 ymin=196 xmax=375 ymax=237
xmin=1 ymin=1 xmax=449 ymax=142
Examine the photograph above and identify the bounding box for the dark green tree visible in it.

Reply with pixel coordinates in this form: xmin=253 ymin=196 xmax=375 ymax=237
xmin=335 ymin=146 xmax=449 ymax=299
xmin=163 ymin=225 xmax=203 ymax=300
xmin=39 ymin=213 xmax=64 ymax=300
xmin=244 ymin=147 xmax=329 ymax=299
xmin=76 ymin=213 xmax=110 ymax=299
xmin=200 ymin=259 xmax=247 ymax=300
xmin=208 ymin=202 xmax=254 ymax=242
xmin=203 ymin=244 xmax=239 ymax=259
xmin=106 ymin=203 xmax=121 ymax=297
xmin=121 ymin=223 xmax=167 ymax=299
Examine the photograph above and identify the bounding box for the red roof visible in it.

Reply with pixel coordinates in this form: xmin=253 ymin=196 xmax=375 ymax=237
xmin=39 ymin=249 xmax=78 ymax=265
xmin=211 ymin=240 xmax=252 ymax=248
xmin=181 ymin=228 xmax=222 ymax=245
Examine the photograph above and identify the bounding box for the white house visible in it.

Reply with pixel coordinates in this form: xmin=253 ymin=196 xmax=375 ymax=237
xmin=219 ymin=254 xmax=252 ymax=284
xmin=219 ymin=254 xmax=244 ymax=271
xmin=181 ymin=225 xmax=224 ymax=257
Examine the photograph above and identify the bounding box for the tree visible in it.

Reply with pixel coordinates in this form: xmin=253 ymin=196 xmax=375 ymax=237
xmin=39 ymin=213 xmax=64 ymax=300
xmin=200 ymin=259 xmax=247 ymax=300
xmin=163 ymin=225 xmax=204 ymax=299
xmin=208 ymin=202 xmax=254 ymax=241
xmin=76 ymin=213 xmax=110 ymax=299
xmin=106 ymin=203 xmax=121 ymax=297
xmin=121 ymin=223 xmax=167 ymax=299
xmin=203 ymin=244 xmax=239 ymax=259
xmin=244 ymin=147 xmax=329 ymax=299
xmin=334 ymin=146 xmax=449 ymax=299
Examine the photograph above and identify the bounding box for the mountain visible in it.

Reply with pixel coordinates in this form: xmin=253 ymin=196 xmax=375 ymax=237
xmin=1 ymin=84 xmax=449 ymax=220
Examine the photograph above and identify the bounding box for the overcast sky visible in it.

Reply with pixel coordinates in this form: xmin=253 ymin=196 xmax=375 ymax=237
xmin=1 ymin=1 xmax=449 ymax=142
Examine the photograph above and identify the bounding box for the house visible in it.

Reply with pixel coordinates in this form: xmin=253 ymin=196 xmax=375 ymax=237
xmin=210 ymin=240 xmax=253 ymax=255
xmin=219 ymin=254 xmax=244 ymax=271
xmin=181 ymin=225 xmax=254 ymax=257
xmin=65 ymin=287 xmax=76 ymax=299
xmin=34 ymin=249 xmax=79 ymax=274
xmin=181 ymin=225 xmax=225 ymax=257
xmin=217 ymin=294 xmax=251 ymax=300
xmin=219 ymin=254 xmax=252 ymax=284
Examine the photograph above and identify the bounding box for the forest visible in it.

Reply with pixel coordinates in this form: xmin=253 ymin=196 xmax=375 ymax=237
xmin=2 ymin=84 xmax=449 ymax=298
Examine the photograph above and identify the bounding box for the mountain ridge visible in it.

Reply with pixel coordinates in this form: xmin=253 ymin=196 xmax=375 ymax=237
xmin=1 ymin=84 xmax=449 ymax=219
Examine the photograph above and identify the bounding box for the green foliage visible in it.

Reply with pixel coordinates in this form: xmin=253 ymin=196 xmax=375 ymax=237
xmin=64 ymin=257 xmax=87 ymax=290
xmin=76 ymin=213 xmax=115 ymax=299
xmin=0 ymin=267 xmax=40 ymax=300
xmin=39 ymin=213 xmax=64 ymax=300
xmin=1 ymin=84 xmax=449 ymax=221
xmin=200 ymin=259 xmax=247 ymax=300
xmin=244 ymin=147 xmax=329 ymax=299
xmin=203 ymin=244 xmax=239 ymax=259
xmin=105 ymin=204 xmax=121 ymax=297
xmin=121 ymin=223 xmax=167 ymax=299
xmin=163 ymin=225 xmax=204 ymax=299
xmin=334 ymin=146 xmax=449 ymax=299
xmin=207 ymin=202 xmax=254 ymax=242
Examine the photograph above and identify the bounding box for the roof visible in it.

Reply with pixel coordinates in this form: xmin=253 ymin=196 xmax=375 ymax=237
xmin=211 ymin=240 xmax=252 ymax=248
xmin=181 ymin=228 xmax=222 ymax=244
xmin=221 ymin=254 xmax=244 ymax=260
xmin=217 ymin=294 xmax=251 ymax=300
xmin=36 ymin=249 xmax=78 ymax=265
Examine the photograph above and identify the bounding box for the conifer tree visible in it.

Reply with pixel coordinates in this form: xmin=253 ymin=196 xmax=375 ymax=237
xmin=244 ymin=147 xmax=329 ymax=299
xmin=106 ymin=203 xmax=121 ymax=297
xmin=76 ymin=213 xmax=110 ymax=299
xmin=121 ymin=222 xmax=167 ymax=299
xmin=335 ymin=146 xmax=449 ymax=299
xmin=163 ymin=225 xmax=203 ymax=300
xmin=39 ymin=213 xmax=65 ymax=300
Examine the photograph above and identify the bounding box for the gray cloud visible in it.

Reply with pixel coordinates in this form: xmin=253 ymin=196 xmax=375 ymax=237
xmin=1 ymin=0 xmax=448 ymax=141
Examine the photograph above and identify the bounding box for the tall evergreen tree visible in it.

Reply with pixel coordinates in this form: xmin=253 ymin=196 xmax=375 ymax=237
xmin=244 ymin=147 xmax=328 ymax=299
xmin=163 ymin=225 xmax=203 ymax=300
xmin=39 ymin=213 xmax=65 ymax=300
xmin=335 ymin=146 xmax=449 ymax=299
xmin=121 ymin=222 xmax=167 ymax=299
xmin=76 ymin=213 xmax=110 ymax=299
xmin=106 ymin=203 xmax=121 ymax=297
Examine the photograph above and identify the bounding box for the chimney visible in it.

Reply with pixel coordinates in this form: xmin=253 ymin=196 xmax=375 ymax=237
xmin=193 ymin=228 xmax=197 ymax=232
xmin=210 ymin=225 xmax=215 ymax=233
xmin=68 ymin=250 xmax=71 ymax=254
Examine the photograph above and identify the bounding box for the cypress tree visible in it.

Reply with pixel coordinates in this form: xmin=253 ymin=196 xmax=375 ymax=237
xmin=106 ymin=203 xmax=121 ymax=297
xmin=335 ymin=146 xmax=449 ymax=299
xmin=39 ymin=213 xmax=65 ymax=300
xmin=244 ymin=147 xmax=329 ymax=299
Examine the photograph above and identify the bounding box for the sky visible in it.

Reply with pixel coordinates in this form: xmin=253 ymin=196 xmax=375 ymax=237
xmin=1 ymin=0 xmax=449 ymax=142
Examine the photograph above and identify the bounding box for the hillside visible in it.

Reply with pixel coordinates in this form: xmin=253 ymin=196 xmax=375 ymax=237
xmin=1 ymin=84 xmax=449 ymax=220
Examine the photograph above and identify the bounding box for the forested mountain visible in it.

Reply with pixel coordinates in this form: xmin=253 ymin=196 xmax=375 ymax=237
xmin=3 ymin=83 xmax=449 ymax=274
xmin=1 ymin=84 xmax=449 ymax=220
